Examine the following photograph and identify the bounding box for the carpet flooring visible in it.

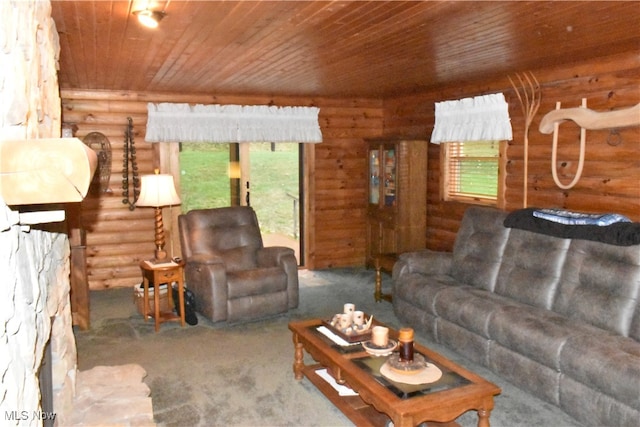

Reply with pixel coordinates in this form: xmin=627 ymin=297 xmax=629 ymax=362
xmin=74 ymin=267 xmax=584 ymax=427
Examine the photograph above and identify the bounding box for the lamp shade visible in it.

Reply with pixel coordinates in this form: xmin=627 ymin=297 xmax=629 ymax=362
xmin=136 ymin=173 xmax=181 ymax=207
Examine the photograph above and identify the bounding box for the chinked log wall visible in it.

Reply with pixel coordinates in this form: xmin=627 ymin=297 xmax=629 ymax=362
xmin=383 ymin=52 xmax=640 ymax=251
xmin=61 ymin=91 xmax=383 ymax=289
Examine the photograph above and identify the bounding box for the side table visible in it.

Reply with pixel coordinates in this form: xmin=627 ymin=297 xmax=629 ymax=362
xmin=139 ymin=260 xmax=186 ymax=332
xmin=374 ymin=253 xmax=395 ymax=303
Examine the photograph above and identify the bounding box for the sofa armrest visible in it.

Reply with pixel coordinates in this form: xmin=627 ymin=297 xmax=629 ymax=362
xmin=256 ymin=246 xmax=294 ymax=267
xmin=183 ymin=255 xmax=228 ymax=322
xmin=257 ymin=246 xmax=299 ymax=309
xmin=186 ymin=253 xmax=225 ymax=266
xmin=393 ymin=249 xmax=452 ymax=277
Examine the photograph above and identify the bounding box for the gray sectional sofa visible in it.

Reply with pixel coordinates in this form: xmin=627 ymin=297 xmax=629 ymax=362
xmin=392 ymin=206 xmax=640 ymax=426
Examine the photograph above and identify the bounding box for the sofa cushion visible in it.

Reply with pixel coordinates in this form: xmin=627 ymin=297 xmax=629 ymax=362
xmin=394 ymin=298 xmax=438 ymax=339
xmin=488 ymin=304 xmax=601 ymax=370
xmin=434 ymin=286 xmax=517 ymax=338
xmin=222 ymin=246 xmax=257 ymax=272
xmin=180 ymin=207 xmax=263 ymax=257
xmin=560 ymin=333 xmax=640 ymax=412
xmin=488 ymin=343 xmax=561 ymax=405
xmin=437 ymin=318 xmax=492 ymax=366
xmin=494 ymin=229 xmax=570 ymax=310
xmin=396 ymin=250 xmax=453 ymax=276
xmin=553 ymin=239 xmax=640 ymax=337
xmin=206 ymin=223 xmax=263 ymax=251
xmin=227 ymin=290 xmax=288 ymax=323
xmin=393 ymin=272 xmax=459 ymax=315
xmin=451 ymin=207 xmax=510 ymax=291
xmin=227 ymin=267 xmax=287 ymax=299
xmin=559 ymin=375 xmax=640 ymax=427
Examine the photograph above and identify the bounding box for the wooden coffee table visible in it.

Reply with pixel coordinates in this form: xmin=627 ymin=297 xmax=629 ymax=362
xmin=289 ymin=318 xmax=501 ymax=427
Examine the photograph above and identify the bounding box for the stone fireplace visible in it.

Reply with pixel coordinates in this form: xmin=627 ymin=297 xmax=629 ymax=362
xmin=0 ymin=203 xmax=155 ymax=425
xmin=0 ymin=0 xmax=75 ymax=422
xmin=1 ymin=2 xmax=152 ymax=426
xmin=0 ymin=205 xmax=77 ymax=424
xmin=0 ymin=0 xmax=155 ymax=426
xmin=0 ymin=0 xmax=80 ymax=421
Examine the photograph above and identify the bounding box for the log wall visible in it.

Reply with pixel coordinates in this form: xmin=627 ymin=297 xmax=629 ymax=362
xmin=61 ymin=91 xmax=382 ymax=289
xmin=62 ymin=51 xmax=640 ymax=288
xmin=383 ymin=52 xmax=640 ymax=251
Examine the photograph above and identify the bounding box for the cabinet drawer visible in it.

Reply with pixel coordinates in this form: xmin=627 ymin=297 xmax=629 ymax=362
xmin=157 ymin=269 xmax=181 ymax=282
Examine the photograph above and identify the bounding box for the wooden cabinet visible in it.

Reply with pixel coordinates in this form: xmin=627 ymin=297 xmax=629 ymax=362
xmin=365 ymin=138 xmax=427 ymax=267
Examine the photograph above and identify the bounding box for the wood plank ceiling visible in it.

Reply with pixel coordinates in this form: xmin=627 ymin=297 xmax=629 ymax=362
xmin=51 ymin=1 xmax=640 ymax=99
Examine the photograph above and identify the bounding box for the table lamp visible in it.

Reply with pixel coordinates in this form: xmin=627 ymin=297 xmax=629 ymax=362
xmin=136 ymin=169 xmax=181 ymax=264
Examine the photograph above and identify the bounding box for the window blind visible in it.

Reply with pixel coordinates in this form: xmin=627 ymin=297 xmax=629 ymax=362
xmin=446 ymin=141 xmax=498 ymax=200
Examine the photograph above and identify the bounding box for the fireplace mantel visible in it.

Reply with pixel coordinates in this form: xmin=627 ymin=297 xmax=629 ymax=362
xmin=0 ymin=138 xmax=97 ymax=224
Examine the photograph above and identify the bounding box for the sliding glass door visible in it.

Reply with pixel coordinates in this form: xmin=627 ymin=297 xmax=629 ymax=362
xmin=239 ymin=142 xmax=301 ymax=265
xmin=179 ymin=142 xmax=302 ymax=265
xmin=179 ymin=143 xmax=232 ymax=211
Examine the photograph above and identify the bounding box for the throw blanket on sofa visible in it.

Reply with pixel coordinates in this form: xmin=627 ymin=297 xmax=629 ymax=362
xmin=504 ymin=208 xmax=640 ymax=246
xmin=532 ymin=208 xmax=631 ymax=226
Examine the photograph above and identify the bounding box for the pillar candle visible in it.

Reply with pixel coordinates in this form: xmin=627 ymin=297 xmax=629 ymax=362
xmin=398 ymin=327 xmax=414 ymax=362
xmin=371 ymin=326 xmax=389 ymax=347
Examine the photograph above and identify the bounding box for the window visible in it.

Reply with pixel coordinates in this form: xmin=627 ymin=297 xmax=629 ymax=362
xmin=441 ymin=140 xmax=503 ymax=205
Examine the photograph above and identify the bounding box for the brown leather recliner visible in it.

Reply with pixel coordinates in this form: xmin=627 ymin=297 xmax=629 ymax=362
xmin=178 ymin=206 xmax=299 ymax=323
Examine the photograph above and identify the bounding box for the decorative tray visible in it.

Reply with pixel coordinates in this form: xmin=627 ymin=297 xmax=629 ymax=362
xmin=321 ymin=316 xmax=374 ymax=343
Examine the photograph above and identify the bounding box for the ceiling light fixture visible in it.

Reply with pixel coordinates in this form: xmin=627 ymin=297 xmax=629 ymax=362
xmin=133 ymin=9 xmax=166 ymax=29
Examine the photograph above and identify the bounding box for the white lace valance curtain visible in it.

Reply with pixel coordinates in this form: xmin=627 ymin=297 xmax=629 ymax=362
xmin=145 ymin=103 xmax=322 ymax=143
xmin=430 ymin=93 xmax=512 ymax=143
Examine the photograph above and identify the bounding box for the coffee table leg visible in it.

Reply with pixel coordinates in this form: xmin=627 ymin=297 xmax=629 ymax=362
xmin=477 ymin=408 xmax=491 ymax=427
xmin=293 ymin=333 xmax=304 ymax=380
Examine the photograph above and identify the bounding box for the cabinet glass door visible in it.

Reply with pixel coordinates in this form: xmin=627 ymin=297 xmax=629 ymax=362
xmin=382 ymin=148 xmax=396 ymax=206
xmin=369 ymin=149 xmax=380 ymax=204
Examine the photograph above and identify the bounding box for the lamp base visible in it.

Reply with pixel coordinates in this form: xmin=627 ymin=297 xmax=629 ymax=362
xmin=146 ymin=249 xmax=172 ymax=265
